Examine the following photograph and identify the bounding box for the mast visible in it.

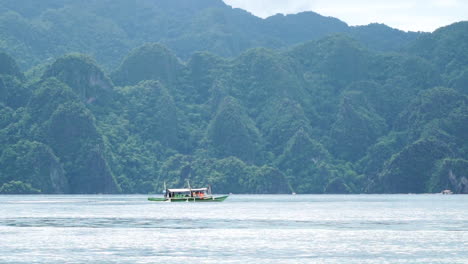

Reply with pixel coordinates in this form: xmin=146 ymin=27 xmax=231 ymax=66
xmin=187 ymin=179 xmax=192 ymax=197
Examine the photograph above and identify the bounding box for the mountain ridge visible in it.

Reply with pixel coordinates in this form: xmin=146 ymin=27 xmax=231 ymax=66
xmin=0 ymin=0 xmax=420 ymax=70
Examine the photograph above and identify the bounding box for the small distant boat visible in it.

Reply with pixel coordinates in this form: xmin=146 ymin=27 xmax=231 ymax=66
xmin=441 ymin=189 xmax=453 ymax=195
xmin=148 ymin=184 xmax=228 ymax=202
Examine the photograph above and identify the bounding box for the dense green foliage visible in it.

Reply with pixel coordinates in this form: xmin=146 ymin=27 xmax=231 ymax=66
xmin=0 ymin=0 xmax=420 ymax=70
xmin=0 ymin=1 xmax=467 ymax=194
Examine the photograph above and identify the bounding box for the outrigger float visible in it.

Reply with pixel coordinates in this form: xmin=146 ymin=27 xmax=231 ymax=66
xmin=148 ymin=184 xmax=228 ymax=202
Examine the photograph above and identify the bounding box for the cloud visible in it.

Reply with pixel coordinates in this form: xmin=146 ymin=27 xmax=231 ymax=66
xmin=431 ymin=0 xmax=459 ymax=7
xmin=223 ymin=0 xmax=468 ymax=32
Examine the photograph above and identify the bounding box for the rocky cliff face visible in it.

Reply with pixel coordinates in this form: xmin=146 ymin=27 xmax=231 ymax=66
xmin=45 ymin=101 xmax=118 ymax=194
xmin=43 ymin=54 xmax=113 ymax=104
xmin=43 ymin=144 xmax=70 ymax=194
xmin=0 ymin=140 xmax=69 ymax=194
xmin=449 ymin=170 xmax=468 ymax=194
xmin=80 ymin=145 xmax=119 ymax=194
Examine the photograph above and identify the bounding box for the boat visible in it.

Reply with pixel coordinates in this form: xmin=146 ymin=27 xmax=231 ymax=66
xmin=441 ymin=189 xmax=453 ymax=195
xmin=148 ymin=184 xmax=228 ymax=202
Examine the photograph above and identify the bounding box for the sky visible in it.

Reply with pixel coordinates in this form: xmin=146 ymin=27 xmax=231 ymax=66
xmin=222 ymin=0 xmax=468 ymax=32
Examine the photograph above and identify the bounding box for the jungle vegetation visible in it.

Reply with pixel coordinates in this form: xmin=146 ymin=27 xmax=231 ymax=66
xmin=0 ymin=0 xmax=467 ymax=194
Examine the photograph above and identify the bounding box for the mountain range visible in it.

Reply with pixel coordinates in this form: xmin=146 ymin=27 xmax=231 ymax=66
xmin=0 ymin=0 xmax=466 ymax=194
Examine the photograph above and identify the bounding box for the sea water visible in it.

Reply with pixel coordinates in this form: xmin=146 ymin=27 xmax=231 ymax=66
xmin=0 ymin=195 xmax=466 ymax=263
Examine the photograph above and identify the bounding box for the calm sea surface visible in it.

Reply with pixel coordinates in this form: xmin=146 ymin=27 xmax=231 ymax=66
xmin=0 ymin=194 xmax=467 ymax=263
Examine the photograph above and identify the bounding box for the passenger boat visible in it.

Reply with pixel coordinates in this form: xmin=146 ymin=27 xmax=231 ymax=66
xmin=441 ymin=189 xmax=453 ymax=195
xmin=148 ymin=184 xmax=228 ymax=202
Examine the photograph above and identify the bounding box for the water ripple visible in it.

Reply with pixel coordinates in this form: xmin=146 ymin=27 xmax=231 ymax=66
xmin=1 ymin=217 xmax=467 ymax=231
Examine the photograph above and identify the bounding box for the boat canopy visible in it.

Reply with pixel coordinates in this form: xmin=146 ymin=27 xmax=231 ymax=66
xmin=167 ymin=188 xmax=208 ymax=192
xmin=191 ymin=188 xmax=208 ymax=191
xmin=167 ymin=189 xmax=190 ymax=192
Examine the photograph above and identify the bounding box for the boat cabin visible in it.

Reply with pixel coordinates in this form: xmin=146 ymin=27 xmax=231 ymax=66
xmin=165 ymin=188 xmax=210 ymax=198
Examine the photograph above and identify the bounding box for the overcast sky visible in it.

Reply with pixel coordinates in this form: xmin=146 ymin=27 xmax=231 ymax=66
xmin=222 ymin=0 xmax=468 ymax=32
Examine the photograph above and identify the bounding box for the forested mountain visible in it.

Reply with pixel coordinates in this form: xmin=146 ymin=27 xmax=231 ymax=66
xmin=0 ymin=0 xmax=420 ymax=70
xmin=0 ymin=0 xmax=467 ymax=194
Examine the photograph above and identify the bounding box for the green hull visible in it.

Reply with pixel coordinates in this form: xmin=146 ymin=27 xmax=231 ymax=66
xmin=148 ymin=195 xmax=228 ymax=202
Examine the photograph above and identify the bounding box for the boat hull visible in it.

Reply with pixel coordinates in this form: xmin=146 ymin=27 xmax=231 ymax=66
xmin=148 ymin=195 xmax=228 ymax=202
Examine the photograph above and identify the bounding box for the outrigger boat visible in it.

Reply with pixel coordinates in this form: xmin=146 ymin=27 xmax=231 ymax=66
xmin=148 ymin=184 xmax=228 ymax=202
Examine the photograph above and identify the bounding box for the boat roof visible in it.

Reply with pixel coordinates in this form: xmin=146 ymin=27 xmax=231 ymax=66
xmin=167 ymin=188 xmax=208 ymax=192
